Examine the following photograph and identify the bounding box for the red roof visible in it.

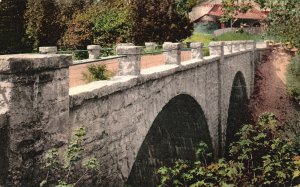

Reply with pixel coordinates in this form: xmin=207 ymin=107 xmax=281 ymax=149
xmin=207 ymin=4 xmax=267 ymax=20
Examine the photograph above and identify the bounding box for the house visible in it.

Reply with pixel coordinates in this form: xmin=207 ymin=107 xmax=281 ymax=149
xmin=190 ymin=0 xmax=268 ymax=30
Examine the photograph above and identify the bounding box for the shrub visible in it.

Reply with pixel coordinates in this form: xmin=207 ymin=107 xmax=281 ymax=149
xmin=82 ymin=64 xmax=113 ymax=83
xmin=40 ymin=128 xmax=99 ymax=187
xmin=287 ymin=55 xmax=300 ymax=101
xmin=72 ymin=51 xmax=89 ymax=61
xmin=158 ymin=113 xmax=300 ymax=186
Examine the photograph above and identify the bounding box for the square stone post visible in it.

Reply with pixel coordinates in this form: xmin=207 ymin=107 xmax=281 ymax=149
xmin=232 ymin=41 xmax=240 ymax=53
xmin=39 ymin=46 xmax=57 ymax=54
xmin=190 ymin=42 xmax=204 ymax=60
xmin=116 ymin=46 xmax=143 ymax=76
xmin=145 ymin=42 xmax=157 ymax=51
xmin=0 ymin=54 xmax=71 ymax=186
xmin=87 ymin=45 xmax=101 ymax=59
xmin=163 ymin=42 xmax=181 ymax=65
xmin=240 ymin=41 xmax=247 ymax=51
xmin=246 ymin=40 xmax=254 ymax=50
xmin=209 ymin=41 xmax=224 ymax=56
xmin=224 ymin=41 xmax=232 ymax=54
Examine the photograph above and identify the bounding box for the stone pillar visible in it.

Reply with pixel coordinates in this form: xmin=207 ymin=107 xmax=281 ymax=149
xmin=224 ymin=41 xmax=232 ymax=54
xmin=246 ymin=40 xmax=254 ymax=50
xmin=190 ymin=42 xmax=204 ymax=60
xmin=240 ymin=41 xmax=247 ymax=51
xmin=39 ymin=46 xmax=57 ymax=54
xmin=209 ymin=41 xmax=224 ymax=56
xmin=0 ymin=54 xmax=71 ymax=186
xmin=163 ymin=42 xmax=181 ymax=65
xmin=145 ymin=42 xmax=157 ymax=51
xmin=232 ymin=41 xmax=240 ymax=53
xmin=87 ymin=45 xmax=101 ymax=59
xmin=116 ymin=46 xmax=143 ymax=76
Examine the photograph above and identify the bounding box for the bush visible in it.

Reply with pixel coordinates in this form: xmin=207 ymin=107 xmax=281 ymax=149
xmin=287 ymin=55 xmax=300 ymax=101
xmin=40 ymin=128 xmax=99 ymax=187
xmin=82 ymin=64 xmax=113 ymax=83
xmin=158 ymin=113 xmax=300 ymax=186
xmin=72 ymin=51 xmax=89 ymax=61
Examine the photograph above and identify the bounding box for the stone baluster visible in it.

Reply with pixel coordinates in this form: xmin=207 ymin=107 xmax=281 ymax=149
xmin=87 ymin=45 xmax=101 ymax=59
xmin=163 ymin=42 xmax=182 ymax=65
xmin=39 ymin=46 xmax=57 ymax=54
xmin=145 ymin=42 xmax=157 ymax=51
xmin=209 ymin=41 xmax=224 ymax=56
xmin=190 ymin=42 xmax=204 ymax=60
xmin=224 ymin=41 xmax=233 ymax=54
xmin=116 ymin=46 xmax=143 ymax=76
xmin=232 ymin=41 xmax=240 ymax=53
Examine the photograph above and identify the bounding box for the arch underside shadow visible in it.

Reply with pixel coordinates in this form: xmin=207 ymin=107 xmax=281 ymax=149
xmin=126 ymin=94 xmax=212 ymax=187
xmin=225 ymin=71 xmax=249 ymax=154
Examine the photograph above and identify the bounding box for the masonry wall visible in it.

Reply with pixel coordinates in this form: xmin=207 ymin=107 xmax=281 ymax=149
xmin=69 ymin=56 xmax=221 ymax=186
xmin=0 ymin=43 xmax=269 ymax=187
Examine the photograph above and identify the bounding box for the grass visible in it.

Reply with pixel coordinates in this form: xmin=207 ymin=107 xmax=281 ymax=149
xmin=184 ymin=33 xmax=213 ymax=47
xmin=213 ymin=32 xmax=264 ymax=42
xmin=287 ymin=55 xmax=300 ymax=101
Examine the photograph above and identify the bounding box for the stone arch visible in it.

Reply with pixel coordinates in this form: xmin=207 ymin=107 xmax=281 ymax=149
xmin=126 ymin=94 xmax=212 ymax=187
xmin=225 ymin=71 xmax=249 ymax=154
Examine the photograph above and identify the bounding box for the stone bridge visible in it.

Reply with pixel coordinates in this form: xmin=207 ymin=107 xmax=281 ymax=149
xmin=0 ymin=41 xmax=268 ymax=186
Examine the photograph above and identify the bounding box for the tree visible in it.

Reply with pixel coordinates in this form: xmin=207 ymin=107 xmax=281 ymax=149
xmin=25 ymin=0 xmax=61 ymax=49
xmin=220 ymin=0 xmax=252 ymax=28
xmin=0 ymin=0 xmax=27 ymax=54
xmin=128 ymin=0 xmax=194 ymax=45
xmin=264 ymin=0 xmax=300 ymax=49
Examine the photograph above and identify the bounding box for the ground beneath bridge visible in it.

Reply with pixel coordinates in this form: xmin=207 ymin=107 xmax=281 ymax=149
xmin=248 ymin=48 xmax=299 ymax=125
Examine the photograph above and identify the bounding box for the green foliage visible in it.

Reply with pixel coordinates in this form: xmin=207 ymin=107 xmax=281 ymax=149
xmin=40 ymin=127 xmax=99 ymax=187
xmin=72 ymin=51 xmax=89 ymax=61
xmin=263 ymin=0 xmax=300 ymax=49
xmin=287 ymin=55 xmax=300 ymax=101
xmin=175 ymin=0 xmax=204 ymax=15
xmin=220 ymin=0 xmax=252 ymax=28
xmin=0 ymin=0 xmax=27 ymax=54
xmin=25 ymin=0 xmax=61 ymax=49
xmin=61 ymin=4 xmax=129 ymax=49
xmin=93 ymin=8 xmax=129 ymax=46
xmin=158 ymin=113 xmax=300 ymax=186
xmin=82 ymin=64 xmax=113 ymax=83
xmin=128 ymin=0 xmax=194 ymax=45
xmin=184 ymin=33 xmax=213 ymax=47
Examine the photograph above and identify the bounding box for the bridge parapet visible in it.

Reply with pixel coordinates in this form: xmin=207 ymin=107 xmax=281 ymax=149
xmin=0 ymin=40 xmax=269 ymax=187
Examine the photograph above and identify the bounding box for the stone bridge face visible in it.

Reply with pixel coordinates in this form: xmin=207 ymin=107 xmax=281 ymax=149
xmin=0 ymin=41 xmax=268 ymax=187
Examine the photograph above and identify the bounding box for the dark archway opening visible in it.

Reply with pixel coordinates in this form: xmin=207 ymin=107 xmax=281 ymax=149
xmin=126 ymin=94 xmax=212 ymax=187
xmin=225 ymin=72 xmax=250 ymax=155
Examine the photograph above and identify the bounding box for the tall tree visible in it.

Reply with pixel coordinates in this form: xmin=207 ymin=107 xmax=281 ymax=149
xmin=0 ymin=0 xmax=27 ymax=54
xmin=25 ymin=0 xmax=61 ymax=49
xmin=128 ymin=0 xmax=194 ymax=45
